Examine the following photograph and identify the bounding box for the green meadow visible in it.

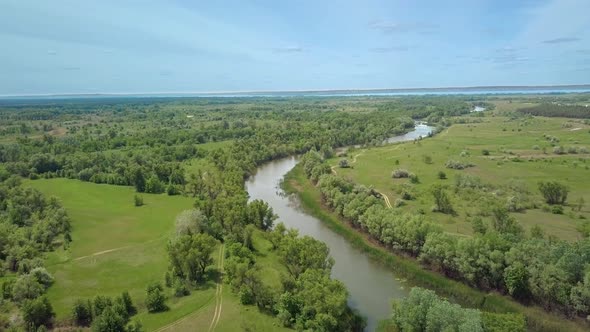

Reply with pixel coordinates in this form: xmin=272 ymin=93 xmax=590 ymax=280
xmin=26 ymin=178 xmax=289 ymax=330
xmin=329 ymin=115 xmax=590 ymax=241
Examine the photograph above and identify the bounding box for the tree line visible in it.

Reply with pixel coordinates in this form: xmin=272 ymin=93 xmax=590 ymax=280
xmin=300 ymin=150 xmax=590 ymax=319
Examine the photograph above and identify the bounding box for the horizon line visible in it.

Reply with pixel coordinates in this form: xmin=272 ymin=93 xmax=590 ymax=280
xmin=1 ymin=83 xmax=590 ymax=98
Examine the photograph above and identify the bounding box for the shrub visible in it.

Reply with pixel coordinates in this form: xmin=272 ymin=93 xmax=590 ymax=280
xmin=445 ymin=160 xmax=474 ymax=170
xmin=551 ymin=205 xmax=564 ymax=214
xmin=460 ymin=150 xmax=470 ymax=157
xmin=431 ymin=184 xmax=454 ymax=214
xmin=538 ymin=181 xmax=569 ymax=205
xmin=532 ymin=145 xmax=540 ymax=150
xmin=482 ymin=149 xmax=490 ymax=156
xmin=30 ymin=267 xmax=54 ymax=289
xmin=422 ymin=155 xmax=433 ymax=164
xmin=580 ymin=146 xmax=588 ymax=154
xmin=409 ymin=173 xmax=420 ymax=184
xmin=437 ymin=171 xmax=446 ymax=179
xmin=173 ymin=280 xmax=190 ymax=297
xmin=392 ymin=169 xmax=410 ymax=178
xmin=338 ymin=159 xmax=350 ymax=168
xmin=134 ymin=195 xmax=144 ymax=207
xmin=394 ymin=199 xmax=405 ymax=207
xmin=567 ymin=146 xmax=578 ymax=154
xmin=553 ymin=146 xmax=565 ymax=154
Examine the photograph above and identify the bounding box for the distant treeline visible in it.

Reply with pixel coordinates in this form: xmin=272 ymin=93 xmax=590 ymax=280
xmin=517 ymin=103 xmax=590 ymax=118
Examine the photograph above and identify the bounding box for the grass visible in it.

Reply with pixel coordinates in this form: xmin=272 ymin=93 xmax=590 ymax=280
xmin=329 ymin=115 xmax=590 ymax=241
xmin=26 ymin=177 xmax=291 ymax=330
xmin=26 ymin=179 xmax=194 ymax=322
xmin=283 ymin=163 xmax=589 ymax=332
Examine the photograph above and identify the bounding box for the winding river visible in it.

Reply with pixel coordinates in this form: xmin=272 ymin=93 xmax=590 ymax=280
xmin=246 ymin=125 xmax=433 ymax=331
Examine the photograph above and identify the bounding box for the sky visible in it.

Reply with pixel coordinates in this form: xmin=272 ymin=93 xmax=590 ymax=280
xmin=1 ymin=0 xmax=589 ymax=95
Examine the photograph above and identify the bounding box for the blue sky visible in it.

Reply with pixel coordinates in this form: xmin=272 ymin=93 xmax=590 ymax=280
xmin=1 ymin=0 xmax=589 ymax=95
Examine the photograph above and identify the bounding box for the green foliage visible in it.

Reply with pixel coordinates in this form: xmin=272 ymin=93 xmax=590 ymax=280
xmin=391 ymin=287 xmax=483 ymax=332
xmin=437 ymin=171 xmax=446 ymax=180
xmin=431 ymin=184 xmax=454 ymax=214
xmin=338 ymin=159 xmax=350 ymax=168
xmin=167 ymin=233 xmax=217 ymax=282
xmin=92 ymin=306 xmax=126 ymax=332
xmin=445 ymin=160 xmax=475 ymax=170
xmin=538 ymin=181 xmax=569 ymax=205
xmin=22 ymin=296 xmax=55 ymax=330
xmin=481 ymin=312 xmax=526 ymax=332
xmin=72 ymin=299 xmax=93 ymax=326
xmin=12 ymin=274 xmax=44 ymax=303
xmin=133 ymin=194 xmax=143 ymax=207
xmin=392 ymin=169 xmax=410 ymax=178
xmin=145 ymin=283 xmax=167 ymax=313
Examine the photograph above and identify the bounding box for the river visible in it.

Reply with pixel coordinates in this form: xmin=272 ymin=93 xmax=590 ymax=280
xmin=245 ymin=124 xmax=434 ymax=331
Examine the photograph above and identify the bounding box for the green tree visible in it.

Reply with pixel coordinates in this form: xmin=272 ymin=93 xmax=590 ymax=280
xmin=145 ymin=283 xmax=167 ymax=313
xmin=22 ymin=296 xmax=55 ymax=330
xmin=72 ymin=299 xmax=94 ymax=326
xmin=92 ymin=306 xmax=126 ymax=332
xmin=167 ymin=233 xmax=217 ymax=282
xmin=12 ymin=274 xmax=44 ymax=302
xmin=431 ymin=184 xmax=454 ymax=214
xmin=247 ymin=199 xmax=277 ymax=231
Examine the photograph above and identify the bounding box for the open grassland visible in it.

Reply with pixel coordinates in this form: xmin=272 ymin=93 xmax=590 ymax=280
xmin=25 ymin=178 xmax=289 ymax=330
xmin=26 ymin=179 xmax=194 ymax=321
xmin=329 ymin=115 xmax=590 ymax=241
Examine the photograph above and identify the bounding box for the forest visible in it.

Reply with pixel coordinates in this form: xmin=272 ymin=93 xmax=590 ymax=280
xmin=0 ymin=95 xmax=588 ymax=331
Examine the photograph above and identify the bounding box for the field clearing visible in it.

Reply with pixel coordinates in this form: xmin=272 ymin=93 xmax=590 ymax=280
xmin=330 ymin=116 xmax=590 ymax=240
xmin=25 ymin=178 xmax=290 ymax=330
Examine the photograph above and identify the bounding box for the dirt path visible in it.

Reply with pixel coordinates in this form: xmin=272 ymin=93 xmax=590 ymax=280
xmin=378 ymin=191 xmax=393 ymax=208
xmin=208 ymin=244 xmax=225 ymax=332
xmin=154 ymin=302 xmax=213 ymax=332
xmin=72 ymin=236 xmax=166 ymax=262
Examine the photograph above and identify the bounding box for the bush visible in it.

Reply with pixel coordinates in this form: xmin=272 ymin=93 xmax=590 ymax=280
xmin=422 ymin=155 xmax=433 ymax=164
xmin=173 ymin=280 xmax=190 ymax=297
xmin=409 ymin=173 xmax=420 ymax=184
xmin=538 ymin=181 xmax=569 ymax=205
xmin=551 ymin=205 xmax=564 ymax=214
xmin=482 ymin=149 xmax=490 ymax=156
xmin=134 ymin=195 xmax=144 ymax=207
xmin=30 ymin=267 xmax=54 ymax=289
xmin=431 ymin=184 xmax=454 ymax=214
xmin=437 ymin=171 xmax=447 ymax=179
xmin=553 ymin=146 xmax=565 ymax=154
xmin=338 ymin=159 xmax=350 ymax=168
xmin=392 ymin=169 xmax=410 ymax=178
xmin=460 ymin=150 xmax=470 ymax=157
xmin=394 ymin=199 xmax=405 ymax=207
xmin=445 ymin=160 xmax=474 ymax=170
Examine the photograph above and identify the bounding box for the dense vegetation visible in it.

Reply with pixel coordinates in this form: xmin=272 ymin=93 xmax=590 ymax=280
xmin=300 ymin=149 xmax=590 ymax=320
xmin=0 ymin=177 xmax=71 ymax=330
xmin=1 ymin=95 xmax=588 ymax=331
xmin=517 ymin=103 xmax=590 ymax=118
xmin=385 ymin=287 xmax=525 ymax=332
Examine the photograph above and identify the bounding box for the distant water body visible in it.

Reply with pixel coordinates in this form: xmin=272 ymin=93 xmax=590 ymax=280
xmin=1 ymin=85 xmax=590 ymax=101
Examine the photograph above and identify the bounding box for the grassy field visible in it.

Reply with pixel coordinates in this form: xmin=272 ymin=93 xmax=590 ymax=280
xmin=329 ymin=115 xmax=590 ymax=240
xmin=283 ymin=164 xmax=589 ymax=332
xmin=26 ymin=178 xmax=290 ymax=330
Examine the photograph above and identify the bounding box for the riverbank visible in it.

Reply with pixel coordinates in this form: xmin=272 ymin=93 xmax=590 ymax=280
xmin=281 ymin=164 xmax=588 ymax=332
